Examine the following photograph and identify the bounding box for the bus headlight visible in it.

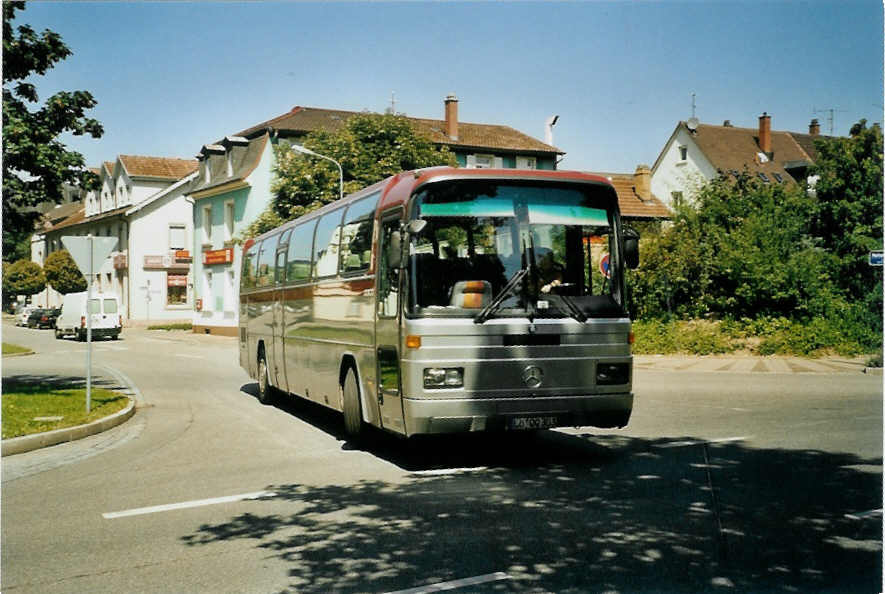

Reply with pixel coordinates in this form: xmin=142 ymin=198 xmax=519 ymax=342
xmin=424 ymin=367 xmax=463 ymax=388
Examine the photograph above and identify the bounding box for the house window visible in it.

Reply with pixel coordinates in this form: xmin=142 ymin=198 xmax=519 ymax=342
xmin=678 ymin=146 xmax=688 ymax=161
xmin=203 ymin=270 xmax=213 ymax=311
xmin=758 ymin=172 xmax=770 ymax=184
xmin=169 ymin=224 xmax=186 ymax=251
xmin=226 ymin=152 xmax=233 ymax=177
xmin=167 ymin=273 xmax=187 ymax=305
xmin=471 ymin=154 xmax=494 ymax=169
xmin=202 ymin=160 xmax=210 ymax=184
xmin=224 ymin=201 xmax=235 ymax=241
xmin=516 ymin=156 xmax=537 ymax=170
xmin=224 ymin=269 xmax=235 ymax=312
xmin=671 ymin=191 xmax=684 ymax=207
xmin=202 ymin=205 xmax=212 ymax=244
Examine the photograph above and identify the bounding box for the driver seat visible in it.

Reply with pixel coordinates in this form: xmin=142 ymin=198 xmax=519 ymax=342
xmin=450 ymin=280 xmax=492 ymax=309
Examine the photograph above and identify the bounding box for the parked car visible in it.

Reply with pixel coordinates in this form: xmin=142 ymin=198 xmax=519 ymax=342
xmin=16 ymin=305 xmax=38 ymax=326
xmin=55 ymin=292 xmax=122 ymax=340
xmin=26 ymin=308 xmax=46 ymax=328
xmin=29 ymin=308 xmax=60 ymax=329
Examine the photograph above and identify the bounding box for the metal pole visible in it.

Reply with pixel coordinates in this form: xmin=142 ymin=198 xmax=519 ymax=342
xmin=86 ymin=234 xmax=93 ymax=414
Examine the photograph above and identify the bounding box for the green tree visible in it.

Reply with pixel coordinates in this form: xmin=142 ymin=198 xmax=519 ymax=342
xmin=3 ymin=1 xmax=103 ymax=260
xmin=43 ymin=249 xmax=87 ymax=294
xmin=269 ymin=112 xmax=458 ymax=224
xmin=809 ymin=120 xmax=883 ymax=301
xmin=3 ymin=259 xmax=46 ymax=300
xmin=628 ymin=173 xmax=840 ymax=321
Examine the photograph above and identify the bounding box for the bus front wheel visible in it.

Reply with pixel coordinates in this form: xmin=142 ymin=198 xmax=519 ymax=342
xmin=257 ymin=352 xmax=275 ymax=405
xmin=342 ymin=367 xmax=363 ymax=438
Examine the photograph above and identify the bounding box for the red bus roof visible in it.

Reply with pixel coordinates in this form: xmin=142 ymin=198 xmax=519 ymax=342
xmin=376 ymin=167 xmax=615 ymax=213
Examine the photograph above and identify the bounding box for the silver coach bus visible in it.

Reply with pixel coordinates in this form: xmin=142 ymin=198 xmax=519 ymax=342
xmin=239 ymin=167 xmax=639 ymax=438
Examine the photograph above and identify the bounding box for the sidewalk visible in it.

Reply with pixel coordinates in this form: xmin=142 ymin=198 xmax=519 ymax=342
xmin=634 ymin=353 xmax=879 ymax=375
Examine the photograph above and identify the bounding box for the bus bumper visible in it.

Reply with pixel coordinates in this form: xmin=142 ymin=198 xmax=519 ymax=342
xmin=401 ymin=392 xmax=633 ymax=436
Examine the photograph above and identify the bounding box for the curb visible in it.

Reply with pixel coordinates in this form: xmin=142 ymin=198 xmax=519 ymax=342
xmin=2 ymin=350 xmax=35 ymax=358
xmin=1 ymin=396 xmax=136 ymax=457
xmin=863 ymin=367 xmax=883 ymax=376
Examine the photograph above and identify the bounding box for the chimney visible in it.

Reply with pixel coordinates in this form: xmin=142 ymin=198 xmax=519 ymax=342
xmin=809 ymin=118 xmax=820 ymax=136
xmin=758 ymin=112 xmax=772 ymax=155
xmin=634 ymin=164 xmax=651 ymax=201
xmin=444 ymin=94 xmax=459 ymax=141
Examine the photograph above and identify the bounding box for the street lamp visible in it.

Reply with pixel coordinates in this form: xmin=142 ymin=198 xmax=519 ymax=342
xmin=290 ymin=144 xmax=343 ymax=200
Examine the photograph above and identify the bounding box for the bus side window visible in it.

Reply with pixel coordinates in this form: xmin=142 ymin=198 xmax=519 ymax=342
xmin=287 ymin=219 xmax=317 ymax=283
xmin=256 ymin=233 xmax=280 ymax=288
xmin=242 ymin=241 xmax=261 ymax=289
xmin=378 ymin=217 xmax=400 ymax=318
xmin=340 ymin=192 xmax=380 ymax=275
xmin=313 ymin=209 xmax=345 ymax=279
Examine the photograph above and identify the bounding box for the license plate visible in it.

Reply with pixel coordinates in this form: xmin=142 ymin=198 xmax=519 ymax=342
xmin=508 ymin=416 xmax=559 ymax=430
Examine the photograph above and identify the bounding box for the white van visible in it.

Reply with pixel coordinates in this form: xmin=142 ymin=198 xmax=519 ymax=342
xmin=55 ymin=292 xmax=122 ymax=341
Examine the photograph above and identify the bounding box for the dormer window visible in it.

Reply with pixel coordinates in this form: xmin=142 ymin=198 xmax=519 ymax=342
xmin=203 ymin=160 xmax=211 ymax=184
xmin=226 ymin=151 xmax=233 ymax=177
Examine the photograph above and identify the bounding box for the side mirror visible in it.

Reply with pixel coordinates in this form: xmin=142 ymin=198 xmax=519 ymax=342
xmin=405 ymin=219 xmax=427 ymax=235
xmin=387 ymin=231 xmax=402 ymax=269
xmin=624 ymin=228 xmax=640 ymax=269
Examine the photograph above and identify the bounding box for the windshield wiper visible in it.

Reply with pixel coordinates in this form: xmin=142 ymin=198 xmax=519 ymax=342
xmin=474 ymin=267 xmax=528 ymax=324
xmin=550 ymin=293 xmax=587 ymax=323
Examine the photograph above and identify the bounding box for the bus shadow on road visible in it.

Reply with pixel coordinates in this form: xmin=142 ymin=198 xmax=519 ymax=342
xmin=241 ymin=381 xmax=628 ymax=471
xmin=181 ymin=435 xmax=883 ymax=594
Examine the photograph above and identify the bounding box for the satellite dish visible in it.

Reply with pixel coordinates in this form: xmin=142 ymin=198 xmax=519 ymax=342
xmin=686 ymin=117 xmax=699 ymax=131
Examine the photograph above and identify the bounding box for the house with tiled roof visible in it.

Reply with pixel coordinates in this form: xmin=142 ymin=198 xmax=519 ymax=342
xmin=236 ymin=95 xmax=563 ymax=170
xmin=584 ymin=165 xmax=671 ymax=222
xmin=651 ymin=113 xmax=825 ymax=208
xmin=190 ymin=96 xmax=563 ymax=335
xmin=40 ymin=154 xmax=199 ymax=322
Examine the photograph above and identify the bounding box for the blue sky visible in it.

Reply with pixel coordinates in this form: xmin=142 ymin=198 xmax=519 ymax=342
xmin=13 ymin=1 xmax=883 ymax=173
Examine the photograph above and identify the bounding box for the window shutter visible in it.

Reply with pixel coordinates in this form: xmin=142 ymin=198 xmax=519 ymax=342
xmin=494 ymin=157 xmax=504 ymax=168
xmin=466 ymin=155 xmax=477 ymax=168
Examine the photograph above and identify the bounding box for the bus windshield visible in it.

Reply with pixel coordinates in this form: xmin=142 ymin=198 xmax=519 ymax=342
xmin=408 ymin=180 xmax=626 ymax=320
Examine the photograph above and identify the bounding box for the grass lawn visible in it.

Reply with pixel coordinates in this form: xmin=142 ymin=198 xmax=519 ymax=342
xmin=2 ymin=342 xmax=32 ymax=356
xmin=2 ymin=381 xmax=130 ymax=439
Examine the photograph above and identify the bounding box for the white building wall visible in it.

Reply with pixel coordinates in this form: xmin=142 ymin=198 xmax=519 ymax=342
xmin=651 ymin=128 xmax=718 ymax=208
xmin=126 ymin=182 xmax=194 ymax=323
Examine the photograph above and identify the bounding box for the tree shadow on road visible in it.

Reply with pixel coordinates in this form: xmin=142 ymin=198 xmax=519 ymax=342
xmin=3 ymin=373 xmax=128 ymax=393
xmin=180 ymin=432 xmax=882 ymax=593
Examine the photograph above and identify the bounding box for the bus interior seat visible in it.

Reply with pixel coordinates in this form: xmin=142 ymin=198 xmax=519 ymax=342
xmin=450 ymin=280 xmax=492 ymax=309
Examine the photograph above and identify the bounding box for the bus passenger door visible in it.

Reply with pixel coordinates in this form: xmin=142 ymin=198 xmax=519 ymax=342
xmin=272 ymin=237 xmax=290 ymax=393
xmin=375 ymin=214 xmax=406 ymax=433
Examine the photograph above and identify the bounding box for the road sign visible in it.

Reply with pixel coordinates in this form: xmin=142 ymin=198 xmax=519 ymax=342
xmin=599 ymin=253 xmax=611 ymax=279
xmin=60 ymin=235 xmax=118 ymax=414
xmin=870 ymin=251 xmax=883 ymax=267
xmin=61 ymin=236 xmax=118 ymax=275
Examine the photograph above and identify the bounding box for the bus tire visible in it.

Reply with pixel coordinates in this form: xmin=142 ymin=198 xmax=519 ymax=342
xmin=257 ymin=352 xmax=276 ymax=405
xmin=342 ymin=367 xmax=363 ymax=438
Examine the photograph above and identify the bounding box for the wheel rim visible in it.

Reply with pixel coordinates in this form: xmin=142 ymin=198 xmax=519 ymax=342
xmin=258 ymin=358 xmax=268 ymax=398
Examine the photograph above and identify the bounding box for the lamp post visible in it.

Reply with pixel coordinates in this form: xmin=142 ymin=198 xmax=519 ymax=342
xmin=291 ymin=144 xmax=343 ymax=200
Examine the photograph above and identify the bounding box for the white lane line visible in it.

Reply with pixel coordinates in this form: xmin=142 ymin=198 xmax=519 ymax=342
xmin=386 ymin=572 xmax=511 ymax=593
xmin=845 ymin=508 xmax=882 ymax=521
xmin=103 ymin=490 xmax=275 ymax=519
xmin=653 ymin=436 xmax=752 ymax=449
xmin=410 ymin=466 xmax=488 ymax=477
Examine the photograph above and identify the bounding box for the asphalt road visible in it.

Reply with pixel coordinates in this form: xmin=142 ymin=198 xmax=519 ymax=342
xmin=2 ymin=321 xmax=882 ymax=593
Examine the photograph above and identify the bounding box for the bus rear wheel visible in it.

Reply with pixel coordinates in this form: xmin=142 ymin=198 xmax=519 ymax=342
xmin=257 ymin=352 xmax=275 ymax=405
xmin=342 ymin=367 xmax=363 ymax=438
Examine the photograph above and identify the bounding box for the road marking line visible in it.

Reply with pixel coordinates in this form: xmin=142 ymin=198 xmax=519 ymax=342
xmin=102 ymin=491 xmax=275 ymax=519
xmin=845 ymin=508 xmax=882 ymax=520
xmin=385 ymin=572 xmax=511 ymax=593
xmin=654 ymin=436 xmax=751 ymax=449
xmin=410 ymin=466 xmax=488 ymax=476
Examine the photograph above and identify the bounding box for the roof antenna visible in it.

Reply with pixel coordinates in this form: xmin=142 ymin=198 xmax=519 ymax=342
xmin=387 ymin=91 xmax=397 ymax=115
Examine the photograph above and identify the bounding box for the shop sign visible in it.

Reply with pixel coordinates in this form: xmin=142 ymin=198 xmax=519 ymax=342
xmin=203 ymin=247 xmax=234 ymax=265
xmin=175 ymin=250 xmax=192 ymax=263
xmin=167 ymin=274 xmax=188 ymax=287
xmin=113 ymin=253 xmax=128 ymax=269
xmin=144 ymin=254 xmax=191 ymax=270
